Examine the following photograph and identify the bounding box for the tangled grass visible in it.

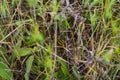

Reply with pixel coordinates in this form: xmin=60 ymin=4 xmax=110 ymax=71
xmin=0 ymin=0 xmax=120 ymax=80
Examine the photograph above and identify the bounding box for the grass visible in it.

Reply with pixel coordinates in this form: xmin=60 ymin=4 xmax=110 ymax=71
xmin=0 ymin=0 xmax=120 ymax=80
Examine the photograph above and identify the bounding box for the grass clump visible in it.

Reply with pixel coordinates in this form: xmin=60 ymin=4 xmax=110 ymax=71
xmin=0 ymin=0 xmax=120 ymax=80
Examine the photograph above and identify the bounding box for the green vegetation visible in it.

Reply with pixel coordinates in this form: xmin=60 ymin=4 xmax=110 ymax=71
xmin=0 ymin=0 xmax=120 ymax=80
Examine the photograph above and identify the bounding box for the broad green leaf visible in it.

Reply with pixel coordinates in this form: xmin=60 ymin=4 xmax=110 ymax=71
xmin=13 ymin=48 xmax=33 ymax=57
xmin=55 ymin=59 xmax=74 ymax=80
xmin=72 ymin=66 xmax=83 ymax=80
xmin=19 ymin=48 xmax=33 ymax=56
xmin=26 ymin=56 xmax=34 ymax=73
xmin=0 ymin=62 xmax=13 ymax=80
xmin=58 ymin=59 xmax=69 ymax=76
xmin=24 ymin=56 xmax=34 ymax=80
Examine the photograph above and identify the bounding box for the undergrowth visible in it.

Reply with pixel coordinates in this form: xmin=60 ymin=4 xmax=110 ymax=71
xmin=0 ymin=0 xmax=120 ymax=80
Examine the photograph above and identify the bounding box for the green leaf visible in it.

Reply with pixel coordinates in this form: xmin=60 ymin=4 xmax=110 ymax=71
xmin=25 ymin=24 xmax=44 ymax=45
xmin=72 ymin=66 xmax=83 ymax=80
xmin=54 ymin=70 xmax=67 ymax=80
xmin=13 ymin=48 xmax=33 ymax=57
xmin=0 ymin=1 xmax=8 ymax=17
xmin=52 ymin=0 xmax=59 ymax=12
xmin=27 ymin=0 xmax=38 ymax=7
xmin=44 ymin=57 xmax=53 ymax=70
xmin=58 ymin=59 xmax=69 ymax=76
xmin=62 ymin=19 xmax=70 ymax=29
xmin=24 ymin=56 xmax=34 ymax=80
xmin=114 ymin=47 xmax=120 ymax=54
xmin=26 ymin=56 xmax=34 ymax=73
xmin=0 ymin=62 xmax=13 ymax=80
